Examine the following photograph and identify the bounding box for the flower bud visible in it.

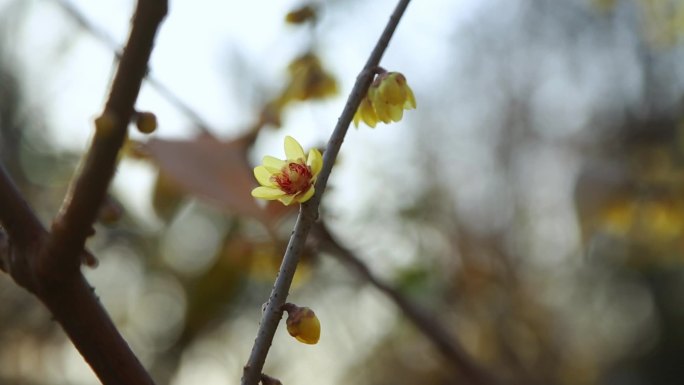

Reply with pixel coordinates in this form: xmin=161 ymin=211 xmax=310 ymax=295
xmin=285 ymin=5 xmax=317 ymax=24
xmin=135 ymin=111 xmax=158 ymax=134
xmin=283 ymin=303 xmax=320 ymax=344
xmin=353 ymin=70 xmax=416 ymax=128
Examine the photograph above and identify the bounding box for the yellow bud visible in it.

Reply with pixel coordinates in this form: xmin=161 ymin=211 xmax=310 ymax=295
xmin=135 ymin=111 xmax=158 ymax=134
xmin=284 ymin=303 xmax=320 ymax=344
xmin=353 ymin=70 xmax=416 ymax=128
xmin=353 ymin=95 xmax=378 ymax=128
xmin=376 ymin=72 xmax=407 ymax=104
xmin=285 ymin=5 xmax=316 ymax=24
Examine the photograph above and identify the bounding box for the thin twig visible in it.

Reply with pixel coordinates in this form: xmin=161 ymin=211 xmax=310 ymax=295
xmin=240 ymin=1 xmax=413 ymax=384
xmin=44 ymin=0 xmax=168 ymax=277
xmin=52 ymin=0 xmax=213 ymax=134
xmin=311 ymin=222 xmax=505 ymax=385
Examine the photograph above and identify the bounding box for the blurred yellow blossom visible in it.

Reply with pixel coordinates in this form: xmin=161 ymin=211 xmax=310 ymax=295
xmin=251 ymin=136 xmax=322 ymax=206
xmin=284 ymin=53 xmax=338 ymax=102
xmin=285 ymin=5 xmax=317 ymax=24
xmin=354 ymin=71 xmax=416 ymax=128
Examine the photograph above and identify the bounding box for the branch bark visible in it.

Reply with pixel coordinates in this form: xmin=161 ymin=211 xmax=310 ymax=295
xmin=0 ymin=1 xmax=167 ymax=384
xmin=46 ymin=0 xmax=167 ymax=277
xmin=241 ymin=1 xmax=413 ymax=384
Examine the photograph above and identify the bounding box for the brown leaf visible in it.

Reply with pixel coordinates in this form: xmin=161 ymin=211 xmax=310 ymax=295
xmin=143 ymin=133 xmax=293 ymax=225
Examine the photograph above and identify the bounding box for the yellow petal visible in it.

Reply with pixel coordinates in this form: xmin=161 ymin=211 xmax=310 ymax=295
xmin=297 ymin=186 xmax=315 ymax=203
xmin=374 ymin=102 xmax=392 ymax=123
xmin=254 ymin=166 xmax=275 ymax=187
xmin=307 ymin=148 xmax=323 ymax=177
xmin=353 ymin=110 xmax=362 ymax=127
xmin=251 ymin=186 xmax=286 ymax=200
xmin=284 ymin=136 xmax=306 ymax=161
xmin=279 ymin=194 xmax=296 ymax=206
xmin=364 ymin=113 xmax=378 ymax=128
xmin=263 ymin=156 xmax=286 ymax=173
xmin=359 ymin=97 xmax=378 ymax=128
xmin=380 ymin=73 xmax=406 ymax=104
xmin=405 ymin=87 xmax=416 ymax=109
xmin=388 ymin=104 xmax=404 ymax=122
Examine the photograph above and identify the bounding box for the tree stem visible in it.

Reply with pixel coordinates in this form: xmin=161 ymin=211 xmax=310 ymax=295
xmin=240 ymin=1 xmax=413 ymax=384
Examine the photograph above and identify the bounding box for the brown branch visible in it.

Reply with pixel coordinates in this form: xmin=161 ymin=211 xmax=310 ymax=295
xmin=0 ymin=1 xmax=167 ymax=384
xmin=311 ymin=221 xmax=505 ymax=385
xmin=40 ymin=275 xmax=157 ymax=385
xmin=45 ymin=0 xmax=168 ymax=276
xmin=241 ymin=1 xmax=413 ymax=384
xmin=0 ymin=163 xmax=157 ymax=385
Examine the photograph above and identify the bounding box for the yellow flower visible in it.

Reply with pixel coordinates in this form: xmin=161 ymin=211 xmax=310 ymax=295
xmin=353 ymin=71 xmax=416 ymax=128
xmin=285 ymin=53 xmax=338 ymax=102
xmin=251 ymin=136 xmax=323 ymax=206
xmin=353 ymin=96 xmax=379 ymax=128
xmin=284 ymin=304 xmax=321 ymax=344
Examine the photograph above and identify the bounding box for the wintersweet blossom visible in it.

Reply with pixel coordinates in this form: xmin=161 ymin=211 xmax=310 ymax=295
xmin=251 ymin=136 xmax=323 ymax=206
xmin=353 ymin=71 xmax=416 ymax=128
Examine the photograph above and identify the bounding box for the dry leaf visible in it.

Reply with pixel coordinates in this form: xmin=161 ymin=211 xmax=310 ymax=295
xmin=143 ymin=134 xmax=293 ymax=225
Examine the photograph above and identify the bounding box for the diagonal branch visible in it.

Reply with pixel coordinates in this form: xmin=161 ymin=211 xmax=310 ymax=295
xmin=44 ymin=0 xmax=168 ymax=277
xmin=241 ymin=1 xmax=413 ymax=384
xmin=311 ymin=221 xmax=505 ymax=385
xmin=0 ymin=1 xmax=167 ymax=384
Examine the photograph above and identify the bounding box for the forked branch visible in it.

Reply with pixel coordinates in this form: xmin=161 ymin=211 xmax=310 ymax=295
xmin=0 ymin=1 xmax=167 ymax=384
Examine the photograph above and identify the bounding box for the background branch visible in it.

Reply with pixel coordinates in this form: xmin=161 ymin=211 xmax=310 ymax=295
xmin=241 ymin=1 xmax=413 ymax=384
xmin=45 ymin=0 xmax=168 ymax=276
xmin=311 ymin=221 xmax=505 ymax=385
xmin=0 ymin=1 xmax=167 ymax=384
xmin=0 ymin=163 xmax=44 ymax=247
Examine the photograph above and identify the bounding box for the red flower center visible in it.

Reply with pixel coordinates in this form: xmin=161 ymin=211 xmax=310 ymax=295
xmin=272 ymin=161 xmax=313 ymax=195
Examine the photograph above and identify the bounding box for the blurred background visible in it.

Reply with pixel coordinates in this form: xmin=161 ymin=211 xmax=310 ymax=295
xmin=2 ymin=0 xmax=684 ymax=384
